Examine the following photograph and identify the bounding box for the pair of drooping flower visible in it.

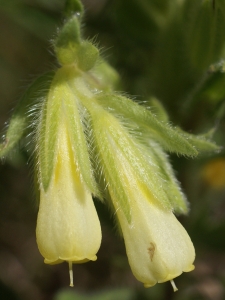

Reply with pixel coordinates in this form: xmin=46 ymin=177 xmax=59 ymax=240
xmin=0 ymin=6 xmax=218 ymax=291
xmin=36 ymin=66 xmax=195 ymax=290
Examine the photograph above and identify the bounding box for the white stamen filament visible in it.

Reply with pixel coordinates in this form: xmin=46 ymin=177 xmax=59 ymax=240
xmin=69 ymin=261 xmax=74 ymax=287
xmin=170 ymin=279 xmax=178 ymax=292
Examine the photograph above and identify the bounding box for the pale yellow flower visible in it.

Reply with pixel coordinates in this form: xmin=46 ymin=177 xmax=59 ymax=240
xmin=91 ymin=112 xmax=195 ymax=290
xmin=36 ymin=119 xmax=101 ymax=286
xmin=111 ymin=166 xmax=195 ymax=290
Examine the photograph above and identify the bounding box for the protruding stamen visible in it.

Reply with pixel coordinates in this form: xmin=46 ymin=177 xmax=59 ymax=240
xmin=170 ymin=280 xmax=178 ymax=292
xmin=68 ymin=261 xmax=74 ymax=287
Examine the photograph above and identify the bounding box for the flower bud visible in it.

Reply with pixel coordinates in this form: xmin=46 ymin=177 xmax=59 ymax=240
xmin=76 ymin=41 xmax=99 ymax=71
xmin=55 ymin=16 xmax=81 ymax=66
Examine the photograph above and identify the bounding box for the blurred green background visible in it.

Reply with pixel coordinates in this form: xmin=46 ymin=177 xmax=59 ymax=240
xmin=0 ymin=0 xmax=225 ymax=299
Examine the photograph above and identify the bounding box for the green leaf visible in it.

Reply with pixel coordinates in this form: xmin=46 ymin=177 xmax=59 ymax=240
xmin=177 ymin=129 xmax=220 ymax=154
xmin=96 ymin=94 xmax=199 ymax=156
xmin=0 ymin=71 xmax=54 ymax=158
xmin=148 ymin=97 xmax=169 ymax=122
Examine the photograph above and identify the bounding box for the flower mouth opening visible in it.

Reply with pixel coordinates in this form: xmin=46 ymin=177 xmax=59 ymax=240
xmin=184 ymin=264 xmax=195 ymax=272
xmin=44 ymin=255 xmax=98 ymax=265
xmin=144 ymin=279 xmax=178 ymax=292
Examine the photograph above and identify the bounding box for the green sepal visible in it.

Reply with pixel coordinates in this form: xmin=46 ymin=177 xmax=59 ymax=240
xmin=89 ymin=110 xmax=132 ymax=223
xmin=38 ymin=74 xmax=62 ymax=191
xmin=68 ymin=77 xmax=132 ymax=214
xmin=148 ymin=97 xmax=169 ymax=122
xmin=148 ymin=140 xmax=189 ymax=215
xmin=38 ymin=66 xmax=101 ymax=196
xmin=64 ymin=0 xmax=84 ymax=19
xmin=176 ymin=128 xmax=221 ymax=154
xmin=96 ymin=94 xmax=199 ymax=156
xmin=0 ymin=71 xmax=55 ymax=159
xmin=103 ymin=116 xmax=172 ymax=211
xmin=63 ymin=81 xmax=101 ymax=198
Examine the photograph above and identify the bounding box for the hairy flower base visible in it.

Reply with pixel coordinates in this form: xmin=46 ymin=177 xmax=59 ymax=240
xmin=114 ymin=187 xmax=195 ymax=289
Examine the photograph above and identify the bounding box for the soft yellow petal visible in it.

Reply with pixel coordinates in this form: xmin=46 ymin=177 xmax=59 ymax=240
xmin=36 ymin=119 xmax=101 ymax=264
xmin=115 ymin=182 xmax=195 ymax=287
